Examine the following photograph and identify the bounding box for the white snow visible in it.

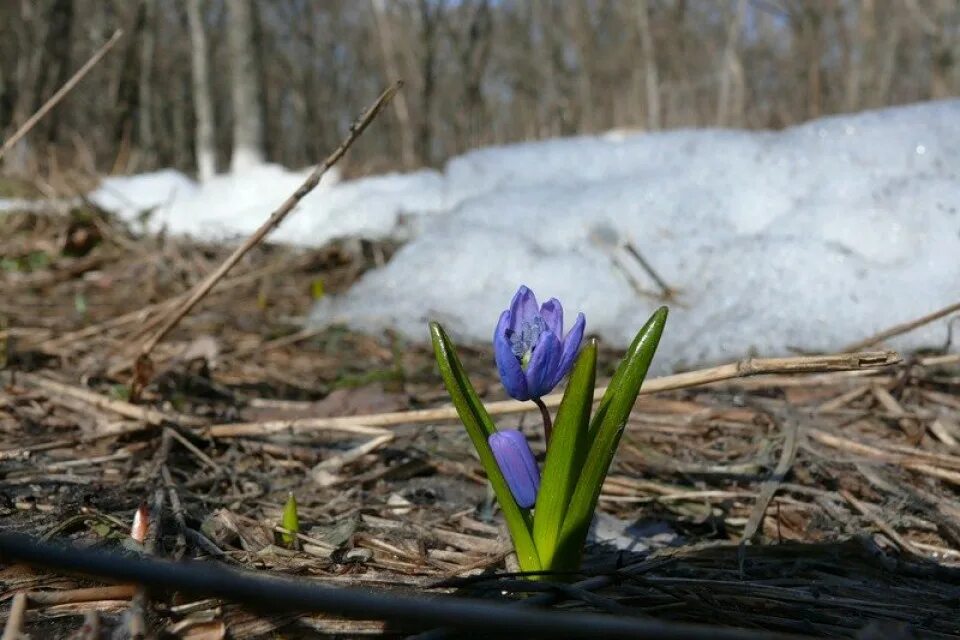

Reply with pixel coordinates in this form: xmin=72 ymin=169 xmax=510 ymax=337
xmin=20 ymin=99 xmax=959 ymax=369
xmin=88 ymin=163 xmax=446 ymax=245
xmin=309 ymin=100 xmax=960 ymax=369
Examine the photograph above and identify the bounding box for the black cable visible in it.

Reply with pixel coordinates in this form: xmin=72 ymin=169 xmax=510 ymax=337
xmin=0 ymin=532 xmax=805 ymax=640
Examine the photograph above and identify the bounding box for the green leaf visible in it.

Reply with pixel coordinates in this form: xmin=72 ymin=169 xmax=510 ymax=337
xmin=533 ymin=340 xmax=596 ymax=570
xmin=430 ymin=322 xmax=541 ymax=573
xmin=281 ymin=493 xmax=300 ymax=546
xmin=555 ymin=306 xmax=668 ymax=570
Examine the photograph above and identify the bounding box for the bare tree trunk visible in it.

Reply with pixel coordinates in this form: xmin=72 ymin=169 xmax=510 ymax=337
xmin=805 ymin=9 xmax=824 ymax=119
xmin=138 ymin=0 xmax=157 ymax=164
xmin=448 ymin=0 xmax=492 ymax=152
xmin=567 ymin=2 xmax=595 ymax=133
xmin=883 ymin=0 xmax=957 ymax=102
xmin=872 ymin=5 xmax=902 ymax=106
xmin=32 ymin=0 xmax=73 ymax=144
xmin=173 ymin=75 xmax=190 ymax=170
xmin=371 ymin=0 xmax=416 ymax=168
xmin=417 ymin=0 xmax=439 ymax=166
xmin=843 ymin=0 xmax=875 ymax=111
xmin=186 ymin=0 xmax=216 ymax=181
xmin=636 ymin=0 xmax=660 ymax=130
xmin=716 ymin=0 xmax=746 ymax=126
xmin=226 ymin=0 xmax=264 ymax=172
xmin=532 ymin=1 xmax=560 ymax=137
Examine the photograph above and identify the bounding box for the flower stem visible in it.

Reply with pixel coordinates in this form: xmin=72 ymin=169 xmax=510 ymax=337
xmin=533 ymin=397 xmax=552 ymax=445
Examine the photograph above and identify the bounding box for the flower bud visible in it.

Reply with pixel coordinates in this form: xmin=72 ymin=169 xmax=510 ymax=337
xmin=488 ymin=429 xmax=540 ymax=508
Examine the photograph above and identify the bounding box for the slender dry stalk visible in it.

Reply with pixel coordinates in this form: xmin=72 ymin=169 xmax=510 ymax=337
xmin=128 ymin=82 xmax=401 ymax=398
xmin=840 ymin=489 xmax=921 ymax=555
xmin=6 ymin=371 xmax=202 ymax=427
xmin=741 ymin=415 xmax=799 ymax=542
xmin=206 ymin=350 xmax=899 ymax=438
xmin=843 ymin=299 xmax=960 ymax=352
xmin=27 ymin=585 xmax=137 ymax=605
xmin=0 ymin=30 xmax=123 ymax=161
xmin=1 ymin=592 xmax=27 ymax=640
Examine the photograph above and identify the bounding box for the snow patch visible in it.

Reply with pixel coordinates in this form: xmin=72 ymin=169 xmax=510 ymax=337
xmin=88 ymin=164 xmax=446 ymax=247
xmin=309 ymin=100 xmax=960 ymax=368
xmin=66 ymin=100 xmax=960 ymax=369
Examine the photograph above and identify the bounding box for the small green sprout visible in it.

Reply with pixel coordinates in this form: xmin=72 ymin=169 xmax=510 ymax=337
xmin=280 ymin=493 xmax=300 ymax=547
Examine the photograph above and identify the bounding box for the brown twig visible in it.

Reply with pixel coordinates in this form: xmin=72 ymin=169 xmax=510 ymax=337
xmin=161 ymin=465 xmax=189 ymax=560
xmin=5 ymin=371 xmax=202 ymax=427
xmin=741 ymin=414 xmax=799 ymax=542
xmin=622 ymin=241 xmax=677 ymax=300
xmin=843 ymin=300 xmax=960 ymax=352
xmin=129 ymin=81 xmax=402 ymax=398
xmin=1 ymin=592 xmax=27 ymax=640
xmin=651 ymin=351 xmax=900 ymax=391
xmin=0 ymin=30 xmax=123 ymax=161
xmin=840 ymin=490 xmax=921 ymax=556
xmin=27 ymin=585 xmax=137 ymax=605
xmin=206 ymin=350 xmax=900 ymax=438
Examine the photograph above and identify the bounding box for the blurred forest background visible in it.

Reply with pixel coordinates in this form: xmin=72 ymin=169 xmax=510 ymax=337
xmin=1 ymin=0 xmax=959 ymax=182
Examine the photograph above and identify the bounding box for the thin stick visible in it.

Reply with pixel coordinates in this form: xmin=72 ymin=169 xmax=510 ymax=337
xmin=649 ymin=350 xmax=899 ymax=390
xmin=622 ymin=241 xmax=675 ymax=299
xmin=5 ymin=371 xmax=202 ymax=427
xmin=133 ymin=82 xmax=401 ymax=365
xmin=843 ymin=300 xmax=960 ymax=352
xmin=740 ymin=415 xmax=799 ymax=542
xmin=161 ymin=465 xmax=188 ymax=560
xmin=206 ymin=350 xmax=899 ymax=438
xmin=0 ymin=30 xmax=123 ymax=161
xmin=839 ymin=490 xmax=921 ymax=556
xmin=27 ymin=585 xmax=137 ymax=605
xmin=1 ymin=592 xmax=27 ymax=640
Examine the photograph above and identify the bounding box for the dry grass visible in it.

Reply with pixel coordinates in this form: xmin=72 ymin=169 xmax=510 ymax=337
xmin=1 ymin=203 xmax=960 ymax=638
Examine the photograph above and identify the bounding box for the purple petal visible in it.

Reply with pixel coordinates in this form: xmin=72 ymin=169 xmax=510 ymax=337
xmin=509 ymin=285 xmax=539 ymax=331
xmin=488 ymin=429 xmax=540 ymax=508
xmin=539 ymin=298 xmax=563 ymax=339
xmin=552 ymin=312 xmax=586 ymax=388
xmin=494 ymin=310 xmax=529 ymax=400
xmin=524 ymin=329 xmax=562 ymax=399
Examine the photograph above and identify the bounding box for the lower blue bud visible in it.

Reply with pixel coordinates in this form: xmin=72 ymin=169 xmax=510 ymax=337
xmin=488 ymin=429 xmax=540 ymax=508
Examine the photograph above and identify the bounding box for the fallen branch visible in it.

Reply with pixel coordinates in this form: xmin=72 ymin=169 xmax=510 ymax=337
xmin=206 ymin=350 xmax=900 ymax=438
xmin=129 ymin=82 xmax=402 ymax=398
xmin=5 ymin=371 xmax=203 ymax=427
xmin=843 ymin=300 xmax=960 ymax=352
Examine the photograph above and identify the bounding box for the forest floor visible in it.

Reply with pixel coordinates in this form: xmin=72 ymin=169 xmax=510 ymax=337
xmin=1 ymin=202 xmax=960 ymax=638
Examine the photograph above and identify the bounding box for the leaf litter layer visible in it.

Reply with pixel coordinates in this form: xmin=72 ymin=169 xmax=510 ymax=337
xmin=1 ymin=205 xmax=960 ymax=638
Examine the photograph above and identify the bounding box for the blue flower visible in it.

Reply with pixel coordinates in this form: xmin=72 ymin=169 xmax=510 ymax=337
xmin=488 ymin=429 xmax=540 ymax=508
xmin=494 ymin=285 xmax=586 ymax=401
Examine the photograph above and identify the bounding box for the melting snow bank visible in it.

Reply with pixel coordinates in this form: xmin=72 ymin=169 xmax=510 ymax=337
xmin=46 ymin=100 xmax=959 ymax=368
xmin=89 ymin=164 xmax=446 ymax=245
xmin=308 ymin=100 xmax=960 ymax=369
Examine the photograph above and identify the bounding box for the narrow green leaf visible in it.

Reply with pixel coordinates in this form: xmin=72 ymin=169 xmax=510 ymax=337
xmin=533 ymin=340 xmax=596 ymax=570
xmin=555 ymin=307 xmax=668 ymax=570
xmin=430 ymin=322 xmax=542 ymax=572
xmin=281 ymin=493 xmax=300 ymax=547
